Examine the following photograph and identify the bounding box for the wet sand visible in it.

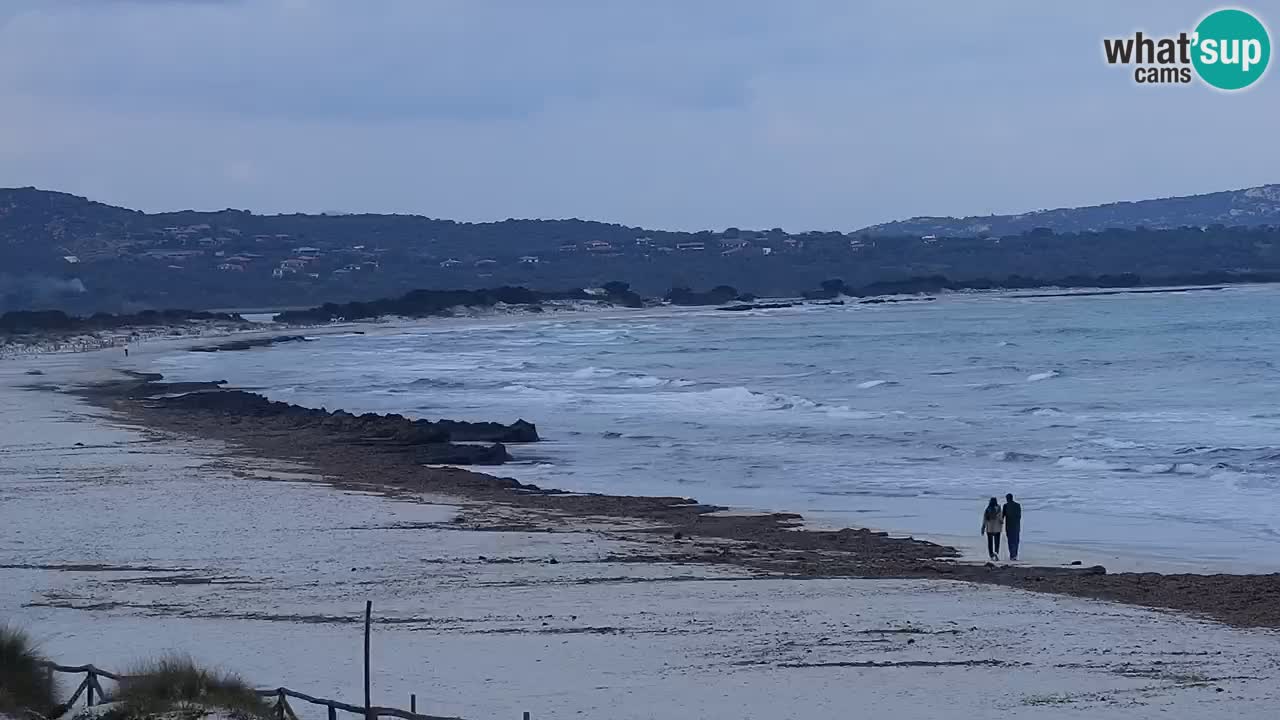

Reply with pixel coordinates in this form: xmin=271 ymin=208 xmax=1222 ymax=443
xmin=71 ymin=370 xmax=1280 ymax=630
xmin=6 ymin=351 xmax=1280 ymax=718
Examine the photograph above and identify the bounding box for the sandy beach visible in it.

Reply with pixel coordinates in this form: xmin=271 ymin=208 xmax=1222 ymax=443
xmin=4 ymin=342 xmax=1280 ymax=719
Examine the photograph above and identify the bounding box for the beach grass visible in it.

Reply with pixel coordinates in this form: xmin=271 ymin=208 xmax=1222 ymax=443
xmin=0 ymin=625 xmax=58 ymax=717
xmin=108 ymin=655 xmax=268 ymax=719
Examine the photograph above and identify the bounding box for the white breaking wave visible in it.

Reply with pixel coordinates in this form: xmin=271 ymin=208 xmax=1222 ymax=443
xmin=1054 ymin=456 xmax=1128 ymax=471
xmin=622 ymin=375 xmax=694 ymax=388
xmin=1090 ymin=437 xmax=1142 ymax=450
xmin=570 ymin=366 xmax=619 ymax=379
xmin=856 ymin=379 xmax=897 ymax=389
xmin=1027 ymin=370 xmax=1061 ymax=382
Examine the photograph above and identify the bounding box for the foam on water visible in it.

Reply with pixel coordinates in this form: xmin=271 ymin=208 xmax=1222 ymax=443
xmin=149 ymin=288 xmax=1280 ymax=569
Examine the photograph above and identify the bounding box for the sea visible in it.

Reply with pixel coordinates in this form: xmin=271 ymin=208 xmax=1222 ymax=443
xmin=153 ymin=285 xmax=1280 ymax=572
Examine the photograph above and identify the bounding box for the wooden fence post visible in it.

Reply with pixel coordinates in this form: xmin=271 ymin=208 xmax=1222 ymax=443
xmin=328 ymin=705 xmax=338 ymax=720
xmin=86 ymin=671 xmax=95 ymax=707
xmin=523 ymin=711 xmax=530 ymax=720
xmin=276 ymin=689 xmax=287 ymax=720
xmin=364 ymin=600 xmax=373 ymax=720
xmin=410 ymin=694 xmax=416 ymax=714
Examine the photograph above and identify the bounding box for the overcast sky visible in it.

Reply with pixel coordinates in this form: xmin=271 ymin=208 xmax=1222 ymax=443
xmin=0 ymin=1 xmax=1276 ymax=230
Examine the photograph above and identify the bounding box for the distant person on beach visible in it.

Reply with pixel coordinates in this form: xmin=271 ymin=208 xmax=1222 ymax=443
xmin=1003 ymin=493 xmax=1022 ymax=561
xmin=124 ymin=347 xmax=129 ymax=357
xmin=982 ymin=497 xmax=1003 ymax=560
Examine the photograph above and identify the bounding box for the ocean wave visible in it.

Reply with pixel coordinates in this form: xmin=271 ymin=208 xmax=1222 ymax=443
xmin=991 ymin=450 xmax=1047 ymax=462
xmin=622 ymin=374 xmax=695 ymax=388
xmin=646 ymin=386 xmax=883 ymax=421
xmin=408 ymin=377 xmax=467 ymax=389
xmin=1018 ymin=406 xmax=1064 ymax=417
xmin=1027 ymin=370 xmax=1061 ymax=382
xmin=1089 ymin=437 xmax=1142 ymax=450
xmin=1135 ymin=462 xmax=1206 ymax=475
xmin=856 ymin=379 xmax=898 ymax=389
xmin=1054 ymin=456 xmax=1127 ymax=471
xmin=570 ymin=366 xmax=619 ymax=379
xmin=1175 ymin=445 xmax=1251 ymax=456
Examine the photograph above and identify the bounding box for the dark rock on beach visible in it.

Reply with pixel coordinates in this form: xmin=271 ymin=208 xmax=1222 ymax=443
xmin=189 ymin=335 xmax=310 ymax=352
xmin=69 ymin=370 xmax=1280 ymax=631
xmin=718 ymin=302 xmax=798 ymax=312
xmin=147 ymin=389 xmax=537 ymax=447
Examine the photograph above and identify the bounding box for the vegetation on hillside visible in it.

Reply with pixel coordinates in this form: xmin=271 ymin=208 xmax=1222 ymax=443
xmin=6 ymin=187 xmax=1280 ymax=313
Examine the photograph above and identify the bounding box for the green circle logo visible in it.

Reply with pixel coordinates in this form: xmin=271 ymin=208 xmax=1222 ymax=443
xmin=1192 ymin=9 xmax=1270 ymax=90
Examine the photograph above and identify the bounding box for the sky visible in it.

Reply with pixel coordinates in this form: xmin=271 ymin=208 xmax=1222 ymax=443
xmin=0 ymin=0 xmax=1277 ymax=231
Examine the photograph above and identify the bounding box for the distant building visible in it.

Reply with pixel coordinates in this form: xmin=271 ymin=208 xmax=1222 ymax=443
xmin=62 ymin=255 xmax=80 ymax=264
xmin=586 ymin=240 xmax=613 ymax=252
xmin=440 ymin=259 xmax=463 ymax=268
xmin=559 ymin=243 xmax=578 ymax=253
xmin=293 ymin=246 xmax=321 ymax=254
xmin=634 ymin=237 xmax=653 ymax=247
xmin=519 ymin=255 xmax=540 ymax=264
xmin=676 ymin=242 xmax=706 ymax=251
xmin=217 ymin=263 xmax=245 ymax=272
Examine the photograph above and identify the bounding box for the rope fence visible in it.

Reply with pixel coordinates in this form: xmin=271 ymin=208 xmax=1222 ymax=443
xmin=37 ymin=662 xmax=462 ymax=720
xmin=27 ymin=602 xmax=533 ymax=720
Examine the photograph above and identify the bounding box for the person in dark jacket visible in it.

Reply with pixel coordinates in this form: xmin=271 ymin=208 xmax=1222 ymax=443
xmin=1003 ymin=493 xmax=1022 ymax=561
xmin=981 ymin=497 xmax=1003 ymax=560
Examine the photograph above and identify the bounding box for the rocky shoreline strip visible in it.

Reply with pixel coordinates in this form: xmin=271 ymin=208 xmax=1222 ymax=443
xmin=71 ymin=372 xmax=1280 ymax=629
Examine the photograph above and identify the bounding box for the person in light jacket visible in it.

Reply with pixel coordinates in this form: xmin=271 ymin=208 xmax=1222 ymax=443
xmin=981 ymin=497 xmax=1003 ymax=560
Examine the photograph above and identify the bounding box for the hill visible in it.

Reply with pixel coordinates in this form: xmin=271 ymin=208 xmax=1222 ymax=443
xmin=4 ymin=185 xmax=1280 ymax=313
xmin=859 ymin=184 xmax=1280 ymax=237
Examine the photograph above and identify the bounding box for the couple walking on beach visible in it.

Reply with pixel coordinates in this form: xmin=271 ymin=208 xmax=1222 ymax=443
xmin=982 ymin=494 xmax=1022 ymax=561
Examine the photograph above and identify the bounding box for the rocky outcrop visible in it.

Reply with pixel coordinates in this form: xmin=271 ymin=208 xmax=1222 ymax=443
xmin=718 ymin=302 xmax=798 ymax=312
xmin=665 ymin=285 xmax=749 ymax=306
xmin=189 ymin=335 xmax=311 ymax=352
xmin=144 ymin=389 xmax=536 ymax=465
xmin=273 ymin=287 xmax=591 ymax=324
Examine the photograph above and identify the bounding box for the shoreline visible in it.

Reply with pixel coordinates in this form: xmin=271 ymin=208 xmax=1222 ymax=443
xmin=64 ymin=365 xmax=1280 ymax=630
xmin=8 ymin=344 xmax=1280 ymax=717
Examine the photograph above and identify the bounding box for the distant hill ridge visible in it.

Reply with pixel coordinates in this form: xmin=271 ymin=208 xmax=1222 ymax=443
xmin=858 ymin=184 xmax=1280 ymax=237
xmin=4 ymin=183 xmax=1280 ymax=313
